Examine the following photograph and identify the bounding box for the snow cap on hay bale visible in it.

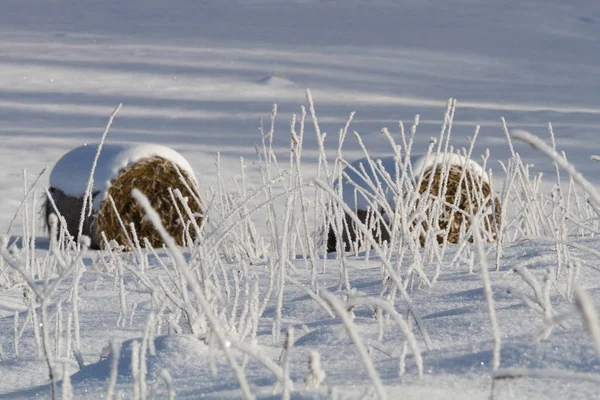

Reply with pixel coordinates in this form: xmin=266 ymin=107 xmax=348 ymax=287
xmin=46 ymin=143 xmax=203 ymax=249
xmin=326 ymin=154 xmax=501 ymax=252
xmin=413 ymin=153 xmax=501 ymax=245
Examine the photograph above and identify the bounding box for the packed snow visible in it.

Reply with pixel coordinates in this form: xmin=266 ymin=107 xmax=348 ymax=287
xmin=412 ymin=153 xmax=491 ymax=184
xmin=49 ymin=142 xmax=197 ymax=209
xmin=2 ymin=1 xmax=600 ymax=399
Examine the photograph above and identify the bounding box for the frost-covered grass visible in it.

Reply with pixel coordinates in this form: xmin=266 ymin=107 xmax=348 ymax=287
xmin=3 ymin=1 xmax=600 ymax=398
xmin=2 ymin=95 xmax=600 ymax=399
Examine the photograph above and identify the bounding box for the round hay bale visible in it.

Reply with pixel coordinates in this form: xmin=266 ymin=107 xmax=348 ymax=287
xmin=45 ymin=143 xmax=203 ymax=249
xmin=413 ymin=153 xmax=501 ymax=245
xmin=326 ymin=154 xmax=501 ymax=252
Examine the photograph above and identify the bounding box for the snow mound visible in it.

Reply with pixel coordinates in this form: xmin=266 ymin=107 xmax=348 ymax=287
xmin=294 ymin=326 xmax=352 ymax=347
xmin=70 ymin=335 xmax=209 ymax=385
xmin=49 ymin=143 xmax=196 ymax=209
xmin=412 ymin=153 xmax=490 ymax=184
xmin=256 ymin=74 xmax=296 ymax=88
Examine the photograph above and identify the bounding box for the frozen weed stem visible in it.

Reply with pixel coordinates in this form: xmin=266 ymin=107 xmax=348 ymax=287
xmin=132 ymin=189 xmax=255 ymax=400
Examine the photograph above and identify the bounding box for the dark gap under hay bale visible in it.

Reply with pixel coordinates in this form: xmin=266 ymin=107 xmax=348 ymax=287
xmin=44 ymin=187 xmax=100 ymax=246
xmin=326 ymin=209 xmax=390 ymax=253
xmin=45 ymin=144 xmax=203 ymax=250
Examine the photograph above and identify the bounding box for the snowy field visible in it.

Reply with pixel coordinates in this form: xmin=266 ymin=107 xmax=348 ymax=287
xmin=2 ymin=0 xmax=600 ymax=399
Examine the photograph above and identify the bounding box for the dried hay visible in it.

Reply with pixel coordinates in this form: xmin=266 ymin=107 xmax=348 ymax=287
xmin=417 ymin=163 xmax=501 ymax=245
xmin=46 ymin=155 xmax=203 ymax=250
xmin=327 ymin=159 xmax=501 ymax=253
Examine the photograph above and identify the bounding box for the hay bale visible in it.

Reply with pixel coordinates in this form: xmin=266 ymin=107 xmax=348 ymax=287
xmin=45 ymin=143 xmax=203 ymax=249
xmin=414 ymin=154 xmax=501 ymax=244
xmin=326 ymin=154 xmax=501 ymax=252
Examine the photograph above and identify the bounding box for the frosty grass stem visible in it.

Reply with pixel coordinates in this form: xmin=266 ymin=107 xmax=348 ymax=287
xmin=573 ymin=285 xmax=600 ymax=359
xmin=105 ymin=339 xmax=121 ymax=400
xmin=313 ymin=178 xmax=433 ymax=349
xmin=347 ymin=296 xmax=423 ymax=376
xmin=7 ymin=97 xmax=600 ymax=399
xmin=511 ymin=129 xmax=600 ymax=206
xmin=131 ymin=189 xmax=255 ymax=400
xmin=321 ymin=290 xmax=388 ymax=400
xmin=472 ymin=217 xmax=501 ymax=371
xmin=5 ymin=167 xmax=46 ymax=237
xmin=77 ymin=103 xmax=122 ymax=248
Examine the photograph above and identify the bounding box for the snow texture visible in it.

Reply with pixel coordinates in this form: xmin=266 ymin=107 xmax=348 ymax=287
xmin=412 ymin=153 xmax=491 ymax=183
xmin=2 ymin=0 xmax=600 ymax=399
xmin=49 ymin=143 xmax=197 ymax=208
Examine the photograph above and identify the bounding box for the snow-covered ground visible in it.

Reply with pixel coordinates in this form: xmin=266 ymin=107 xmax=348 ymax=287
xmin=2 ymin=0 xmax=600 ymax=399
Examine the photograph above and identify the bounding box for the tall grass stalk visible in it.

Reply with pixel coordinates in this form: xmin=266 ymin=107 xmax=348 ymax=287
xmin=321 ymin=291 xmax=387 ymax=400
xmin=347 ymin=296 xmax=423 ymax=376
xmin=77 ymin=103 xmax=122 ymax=249
xmin=314 ymin=179 xmax=432 ymax=348
xmin=132 ymin=189 xmax=255 ymax=400
xmin=472 ymin=216 xmax=501 ymax=371
xmin=105 ymin=339 xmax=121 ymax=400
xmin=574 ymin=285 xmax=600 ymax=359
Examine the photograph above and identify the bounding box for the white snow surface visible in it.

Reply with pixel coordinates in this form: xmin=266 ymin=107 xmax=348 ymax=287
xmin=49 ymin=143 xmax=197 ymax=208
xmin=412 ymin=153 xmax=491 ymax=184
